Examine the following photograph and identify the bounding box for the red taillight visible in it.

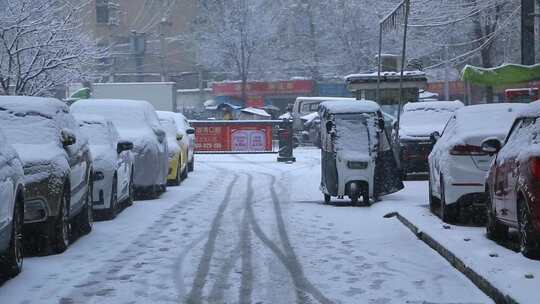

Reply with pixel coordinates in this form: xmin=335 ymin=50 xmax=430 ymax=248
xmin=530 ymin=158 xmax=540 ymax=180
xmin=449 ymin=145 xmax=486 ymax=156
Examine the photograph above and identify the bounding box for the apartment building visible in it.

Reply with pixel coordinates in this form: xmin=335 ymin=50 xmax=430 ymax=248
xmin=84 ymin=0 xmax=200 ymax=87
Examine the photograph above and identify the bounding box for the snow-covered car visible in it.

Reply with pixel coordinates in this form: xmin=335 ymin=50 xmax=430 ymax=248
xmin=157 ymin=113 xmax=188 ymax=186
xmin=301 ymin=112 xmax=321 ymax=147
xmin=292 ymin=97 xmax=356 ymax=132
xmin=399 ymin=101 xmax=464 ymax=176
xmin=157 ymin=111 xmax=196 ymax=172
xmin=0 ymin=130 xmax=24 ymax=278
xmin=74 ymin=114 xmax=134 ymax=220
xmin=0 ymin=96 xmax=94 ymax=254
xmin=428 ymin=103 xmax=525 ymax=223
xmin=71 ymin=99 xmax=168 ymax=199
xmin=483 ymin=101 xmax=540 ymax=258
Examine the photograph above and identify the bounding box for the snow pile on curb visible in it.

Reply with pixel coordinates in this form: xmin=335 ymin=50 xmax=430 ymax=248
xmin=395 ymin=206 xmax=540 ymax=304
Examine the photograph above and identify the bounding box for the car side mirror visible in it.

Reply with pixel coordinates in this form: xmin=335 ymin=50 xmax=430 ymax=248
xmin=430 ymin=131 xmax=441 ymax=144
xmin=325 ymin=121 xmax=334 ymax=134
xmin=186 ymin=128 xmax=195 ymax=135
xmin=481 ymin=138 xmax=502 ymax=155
xmin=61 ymin=129 xmax=77 ymax=147
xmin=117 ymin=141 xmax=133 ymax=153
xmin=176 ymin=133 xmax=183 ymax=141
xmin=153 ymin=127 xmax=166 ymax=143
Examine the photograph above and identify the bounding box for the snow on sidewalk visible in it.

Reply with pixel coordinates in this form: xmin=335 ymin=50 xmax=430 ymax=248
xmin=392 ymin=182 xmax=540 ymax=304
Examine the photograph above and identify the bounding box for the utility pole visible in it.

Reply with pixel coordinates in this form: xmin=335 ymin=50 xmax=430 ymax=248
xmin=444 ymin=45 xmax=450 ymax=101
xmin=159 ymin=19 xmax=172 ymax=82
xmin=131 ymin=31 xmax=146 ymax=82
xmin=522 ymin=0 xmax=536 ymax=65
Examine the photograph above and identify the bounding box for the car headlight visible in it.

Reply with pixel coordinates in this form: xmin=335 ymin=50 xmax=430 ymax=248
xmin=347 ymin=161 xmax=368 ymax=170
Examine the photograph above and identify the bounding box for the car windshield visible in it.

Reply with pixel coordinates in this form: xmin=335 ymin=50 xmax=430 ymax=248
xmin=0 ymin=110 xmax=59 ymax=145
xmin=334 ymin=113 xmax=377 ymax=155
xmin=401 ymin=107 xmax=455 ymax=127
xmin=79 ymin=122 xmax=110 ymax=145
xmin=301 ymin=102 xmax=320 ymax=114
xmin=159 ymin=119 xmax=178 ymax=138
xmin=73 ymin=105 xmax=147 ymax=129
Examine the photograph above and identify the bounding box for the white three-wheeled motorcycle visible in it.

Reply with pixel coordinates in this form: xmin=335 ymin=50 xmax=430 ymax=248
xmin=319 ymin=100 xmax=403 ymax=205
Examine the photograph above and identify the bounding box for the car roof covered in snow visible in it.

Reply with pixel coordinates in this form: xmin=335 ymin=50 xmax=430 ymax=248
xmin=454 ymin=103 xmax=526 ymax=138
xmin=295 ymin=96 xmax=356 ymax=102
xmin=71 ymin=99 xmax=160 ymax=129
xmin=156 ymin=110 xmax=176 ymax=121
xmin=72 ymin=98 xmax=154 ymax=110
xmin=0 ymin=96 xmax=68 ymax=116
xmin=319 ymin=99 xmax=380 ymax=115
xmin=73 ymin=113 xmax=108 ymax=125
xmin=403 ymin=100 xmax=464 ymax=112
xmin=156 ymin=111 xmax=190 ymax=132
xmin=516 ymin=100 xmax=540 ymax=119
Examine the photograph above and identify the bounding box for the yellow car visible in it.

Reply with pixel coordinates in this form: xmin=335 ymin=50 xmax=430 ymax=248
xmin=158 ymin=115 xmax=188 ymax=186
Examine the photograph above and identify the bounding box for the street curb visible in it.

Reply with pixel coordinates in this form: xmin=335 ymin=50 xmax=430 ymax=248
xmin=393 ymin=212 xmax=520 ymax=304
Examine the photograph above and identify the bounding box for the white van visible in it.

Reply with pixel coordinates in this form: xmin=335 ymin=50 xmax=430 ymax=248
xmin=292 ymin=97 xmax=356 ymax=131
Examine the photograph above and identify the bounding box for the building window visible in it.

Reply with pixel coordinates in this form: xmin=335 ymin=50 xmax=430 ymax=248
xmin=96 ymin=0 xmax=109 ymax=24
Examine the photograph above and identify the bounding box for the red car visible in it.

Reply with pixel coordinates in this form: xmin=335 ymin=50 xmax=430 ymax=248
xmin=484 ymin=103 xmax=540 ymax=258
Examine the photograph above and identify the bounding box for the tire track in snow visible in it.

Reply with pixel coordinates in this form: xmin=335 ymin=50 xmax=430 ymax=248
xmin=239 ymin=203 xmax=253 ymax=304
xmin=59 ymin=167 xmax=227 ymax=304
xmin=245 ymin=172 xmax=333 ymax=304
xmin=207 ymin=242 xmax=241 ymax=303
xmin=265 ymin=173 xmax=332 ymax=304
xmin=185 ymin=174 xmax=239 ymax=304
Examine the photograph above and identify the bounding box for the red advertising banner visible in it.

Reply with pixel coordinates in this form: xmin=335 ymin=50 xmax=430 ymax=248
xmin=192 ymin=121 xmax=274 ymax=153
xmin=213 ymin=80 xmax=314 ymax=97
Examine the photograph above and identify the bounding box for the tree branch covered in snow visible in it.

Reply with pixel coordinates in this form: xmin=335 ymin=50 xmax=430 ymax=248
xmin=190 ymin=0 xmax=522 ymax=84
xmin=0 ymin=0 xmax=105 ymax=96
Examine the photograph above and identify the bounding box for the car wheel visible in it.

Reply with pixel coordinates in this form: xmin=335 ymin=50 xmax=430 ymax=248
xmin=126 ymin=169 xmax=135 ymax=206
xmin=428 ymin=172 xmax=437 ymax=213
xmin=485 ymin=190 xmax=507 ymax=241
xmin=188 ymin=157 xmax=194 ymax=172
xmin=104 ymin=176 xmax=118 ymax=220
xmin=440 ymin=178 xmax=458 ymax=223
xmin=77 ymin=187 xmax=93 ymax=235
xmin=324 ymin=194 xmax=331 ymax=204
xmin=350 ymin=194 xmax=359 ymax=206
xmin=362 ymin=188 xmax=370 ymax=206
xmin=519 ymin=198 xmax=540 ymax=258
xmin=1 ymin=197 xmax=24 ymax=277
xmin=171 ymin=162 xmax=181 ymax=186
xmin=181 ymin=162 xmax=188 ymax=180
xmin=52 ymin=189 xmax=70 ymax=254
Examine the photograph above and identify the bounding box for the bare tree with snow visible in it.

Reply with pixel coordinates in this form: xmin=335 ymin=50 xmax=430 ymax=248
xmin=0 ymin=0 xmax=104 ymax=96
xmin=194 ymin=0 xmax=276 ymax=102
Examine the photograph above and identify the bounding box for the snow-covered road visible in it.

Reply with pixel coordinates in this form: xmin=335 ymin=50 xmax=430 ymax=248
xmin=0 ymin=148 xmax=492 ymax=304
